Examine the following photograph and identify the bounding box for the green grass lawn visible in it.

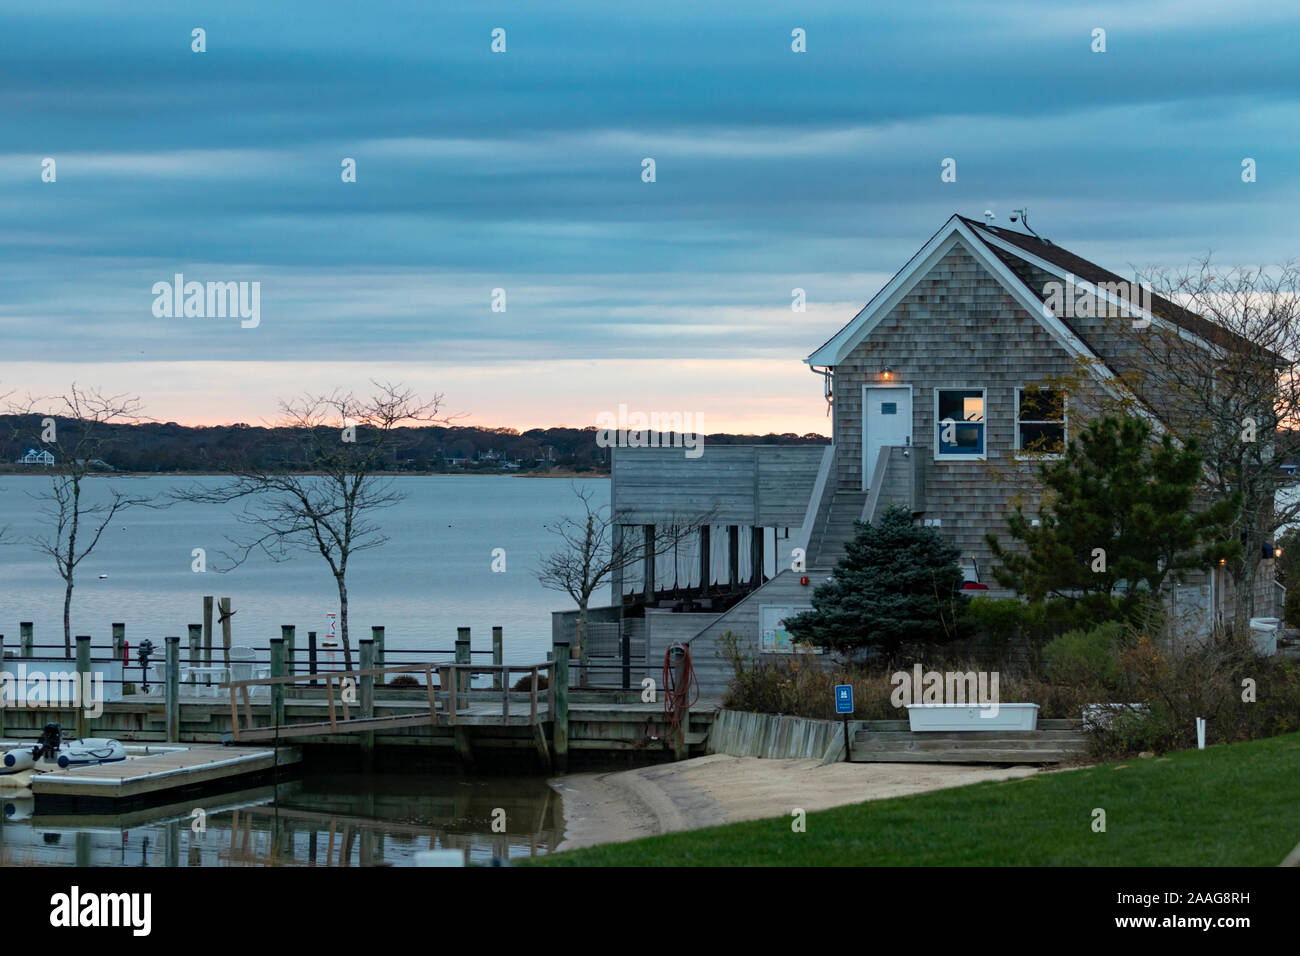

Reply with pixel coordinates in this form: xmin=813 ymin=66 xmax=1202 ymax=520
xmin=533 ymin=732 xmax=1300 ymax=866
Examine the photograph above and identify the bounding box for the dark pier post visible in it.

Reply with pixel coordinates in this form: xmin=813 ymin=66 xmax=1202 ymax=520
xmin=370 ymin=626 xmax=385 ymax=670
xmin=187 ymin=625 xmax=202 ymax=689
xmin=0 ymin=632 xmax=5 ymax=739
xmin=455 ymin=628 xmax=471 ymax=698
xmin=308 ymin=631 xmax=318 ymax=686
xmin=203 ymin=597 xmax=214 ymax=668
xmin=20 ymin=622 xmax=33 ymax=659
xmin=359 ymin=638 xmax=375 ymax=760
xmin=454 ymin=629 xmax=473 ymax=767
xmin=552 ymin=640 xmax=570 ymax=773
xmin=165 ymin=636 xmax=180 ymax=742
xmin=270 ymin=637 xmax=286 ymax=728
xmin=492 ymin=626 xmax=503 ymax=690
xmin=750 ymin=526 xmax=765 ymax=588
xmin=219 ymin=597 xmax=233 ymax=666
xmin=112 ymin=622 xmax=126 ymax=661
xmin=281 ymin=625 xmax=296 ymax=676
xmin=75 ymin=635 xmax=91 ymax=739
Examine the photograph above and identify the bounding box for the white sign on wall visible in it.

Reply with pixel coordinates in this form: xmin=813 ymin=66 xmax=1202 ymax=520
xmin=759 ymin=604 xmax=815 ymax=653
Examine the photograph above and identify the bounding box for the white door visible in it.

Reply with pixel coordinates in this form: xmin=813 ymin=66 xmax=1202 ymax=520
xmin=863 ymin=387 xmax=911 ymax=489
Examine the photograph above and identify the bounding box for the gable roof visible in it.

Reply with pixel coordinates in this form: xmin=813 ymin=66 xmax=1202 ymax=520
xmin=805 ymin=215 xmax=1124 ymax=372
xmin=955 ymin=216 xmax=1266 ymax=358
xmin=806 ymin=214 xmax=1266 ymax=368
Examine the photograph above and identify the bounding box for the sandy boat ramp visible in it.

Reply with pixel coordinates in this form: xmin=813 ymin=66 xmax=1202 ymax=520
xmin=551 ymin=753 xmax=1039 ymax=851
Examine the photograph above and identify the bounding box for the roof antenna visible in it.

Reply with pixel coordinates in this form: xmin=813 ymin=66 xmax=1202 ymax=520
xmin=1009 ymin=207 xmax=1045 ymax=242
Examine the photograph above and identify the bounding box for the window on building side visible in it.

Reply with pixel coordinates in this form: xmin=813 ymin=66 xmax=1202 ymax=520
xmin=935 ymin=388 xmax=985 ymax=458
xmin=1016 ymin=386 xmax=1066 ymax=455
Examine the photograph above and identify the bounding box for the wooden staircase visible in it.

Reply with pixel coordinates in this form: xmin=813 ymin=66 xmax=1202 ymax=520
xmin=851 ymin=718 xmax=1088 ymax=764
xmin=809 ymin=489 xmax=869 ymax=567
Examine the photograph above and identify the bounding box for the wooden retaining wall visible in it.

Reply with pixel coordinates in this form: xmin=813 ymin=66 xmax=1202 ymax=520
xmin=706 ymin=709 xmax=848 ymax=764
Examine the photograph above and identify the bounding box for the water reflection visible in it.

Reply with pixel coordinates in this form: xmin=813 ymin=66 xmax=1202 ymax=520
xmin=0 ymin=772 xmax=563 ymax=867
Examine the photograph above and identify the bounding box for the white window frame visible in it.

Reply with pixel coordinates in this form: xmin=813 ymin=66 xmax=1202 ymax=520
xmin=1014 ymin=385 xmax=1067 ymax=460
xmin=933 ymin=387 xmax=987 ymax=461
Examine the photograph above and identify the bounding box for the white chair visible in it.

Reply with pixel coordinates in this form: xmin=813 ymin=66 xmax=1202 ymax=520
xmin=146 ymin=664 xmax=167 ymax=697
xmin=228 ymin=646 xmax=270 ymax=698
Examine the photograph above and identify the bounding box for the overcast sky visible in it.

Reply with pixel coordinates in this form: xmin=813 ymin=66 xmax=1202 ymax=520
xmin=3 ymin=1 xmax=1298 ymax=433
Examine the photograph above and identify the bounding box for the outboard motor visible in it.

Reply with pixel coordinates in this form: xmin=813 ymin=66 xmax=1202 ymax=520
xmin=34 ymin=722 xmax=62 ymax=762
xmin=137 ymin=639 xmax=156 ymax=693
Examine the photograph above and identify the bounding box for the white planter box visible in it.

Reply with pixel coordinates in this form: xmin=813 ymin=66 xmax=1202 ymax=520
xmin=906 ymin=703 xmax=1038 ymax=732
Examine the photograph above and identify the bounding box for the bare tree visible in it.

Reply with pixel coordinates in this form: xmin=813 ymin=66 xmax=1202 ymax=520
xmin=536 ymin=482 xmax=712 ymax=667
xmin=174 ymin=382 xmax=453 ymax=670
xmin=1133 ymin=256 xmax=1300 ymax=633
xmin=8 ymin=386 xmax=153 ymax=656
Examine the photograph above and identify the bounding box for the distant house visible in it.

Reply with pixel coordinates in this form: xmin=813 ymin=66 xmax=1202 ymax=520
xmin=18 ymin=448 xmax=54 ymax=466
xmin=75 ymin=458 xmax=116 ymax=472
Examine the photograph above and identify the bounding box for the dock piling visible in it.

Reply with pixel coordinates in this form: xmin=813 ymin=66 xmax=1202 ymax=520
xmin=455 ymin=628 xmax=471 ymax=698
xmin=359 ymin=639 xmax=374 ymax=758
xmin=492 ymin=626 xmax=503 ymax=690
xmin=453 ymin=630 xmax=473 ymax=769
xmin=112 ymin=622 xmax=125 ymax=661
xmin=75 ymin=635 xmax=91 ymax=739
xmin=20 ymin=622 xmax=32 ymax=659
xmin=165 ymin=636 xmax=180 ymax=742
xmin=219 ymin=597 xmax=233 ymax=666
xmin=188 ymin=624 xmax=202 ymax=688
xmin=282 ymin=625 xmax=296 ymax=676
xmin=552 ymin=640 xmax=570 ymax=773
xmin=270 ymin=637 xmax=286 ymax=727
xmin=308 ymin=631 xmax=318 ymax=686
xmin=371 ymin=626 xmax=385 ymax=670
xmin=203 ymin=597 xmax=214 ymax=668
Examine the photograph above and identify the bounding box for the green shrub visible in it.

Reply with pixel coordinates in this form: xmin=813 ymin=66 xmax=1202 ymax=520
xmin=1043 ymin=621 xmax=1125 ymax=690
xmin=1083 ymin=633 xmax=1300 ymax=757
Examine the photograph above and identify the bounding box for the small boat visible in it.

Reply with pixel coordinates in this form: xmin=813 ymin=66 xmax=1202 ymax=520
xmin=1 ymin=723 xmax=126 ymax=773
xmin=98 ymin=573 xmax=108 ymax=579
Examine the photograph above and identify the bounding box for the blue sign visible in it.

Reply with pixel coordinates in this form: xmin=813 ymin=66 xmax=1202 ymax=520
xmin=834 ymin=684 xmax=854 ymax=714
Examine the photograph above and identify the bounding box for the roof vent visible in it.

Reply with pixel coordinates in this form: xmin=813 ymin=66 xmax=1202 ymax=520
xmin=983 ymin=210 xmax=996 ymax=225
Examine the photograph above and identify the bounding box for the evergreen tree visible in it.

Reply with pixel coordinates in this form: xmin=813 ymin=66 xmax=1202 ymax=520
xmin=786 ymin=505 xmax=967 ymax=659
xmin=986 ymin=415 xmax=1240 ymax=620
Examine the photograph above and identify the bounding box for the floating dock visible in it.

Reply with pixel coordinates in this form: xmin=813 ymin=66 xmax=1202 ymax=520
xmin=1 ymin=740 xmax=301 ymax=814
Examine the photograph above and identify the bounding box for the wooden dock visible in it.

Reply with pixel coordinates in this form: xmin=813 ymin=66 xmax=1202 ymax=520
xmin=10 ymin=741 xmax=301 ymax=812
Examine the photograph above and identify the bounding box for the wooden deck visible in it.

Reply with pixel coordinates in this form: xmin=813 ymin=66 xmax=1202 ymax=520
xmin=27 ymin=743 xmax=301 ymax=804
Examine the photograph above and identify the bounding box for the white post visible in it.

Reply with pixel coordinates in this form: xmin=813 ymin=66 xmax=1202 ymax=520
xmin=1196 ymin=717 xmax=1206 ymax=750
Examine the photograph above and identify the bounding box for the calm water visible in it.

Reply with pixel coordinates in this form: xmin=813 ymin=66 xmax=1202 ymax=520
xmin=0 ymin=475 xmax=607 ymax=664
xmin=1 ymin=772 xmax=563 ymax=866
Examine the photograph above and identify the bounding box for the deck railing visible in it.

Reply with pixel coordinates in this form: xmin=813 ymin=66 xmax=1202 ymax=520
xmin=222 ymin=661 xmax=555 ymax=742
